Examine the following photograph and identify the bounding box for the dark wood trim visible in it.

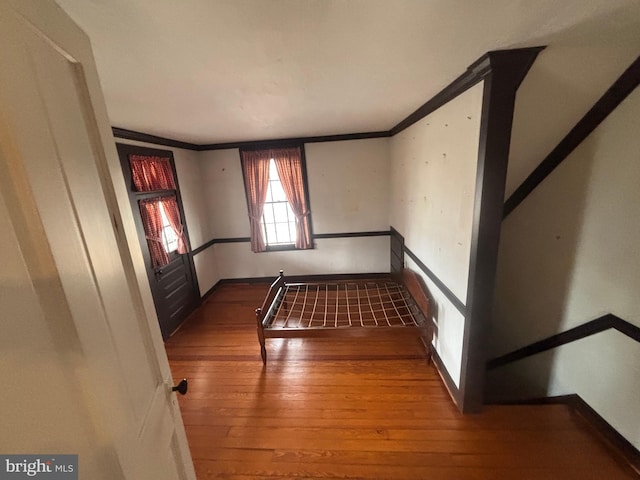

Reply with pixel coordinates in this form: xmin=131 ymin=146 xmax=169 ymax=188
xmin=313 ymin=230 xmax=390 ymax=239
xmin=210 ymin=272 xmax=391 ymax=288
xmin=431 ymin=348 xmax=462 ymax=410
xmin=192 ymin=232 xmax=391 ymax=256
xmin=488 ymin=394 xmax=578 ymax=406
xmin=200 ymin=279 xmax=224 ymax=302
xmin=571 ymin=394 xmax=640 ymax=474
xmin=503 ymin=54 xmax=640 ymax=219
xmin=486 ymin=314 xmax=640 ymax=370
xmin=488 ymin=394 xmax=640 ymax=474
xmin=112 ymin=127 xmax=201 ymax=151
xmin=190 ymin=238 xmax=217 ymax=256
xmin=389 ymin=227 xmax=404 ymax=276
xmin=299 ymin=144 xmax=315 ymax=242
xmin=389 ymin=226 xmax=403 ymax=237
xmin=403 ymin=245 xmax=466 ymax=315
xmin=390 ymin=47 xmax=545 ymax=136
xmin=113 ymin=128 xmax=390 ymax=152
xmin=459 ymin=47 xmax=544 ymax=414
xmin=213 ymin=236 xmax=252 ymax=244
xmin=191 ymin=237 xmax=253 ymax=256
xmin=199 ymin=131 xmax=390 ymax=151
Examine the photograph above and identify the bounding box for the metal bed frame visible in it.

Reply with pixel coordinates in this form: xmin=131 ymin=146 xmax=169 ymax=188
xmin=255 ymin=270 xmax=432 ymax=364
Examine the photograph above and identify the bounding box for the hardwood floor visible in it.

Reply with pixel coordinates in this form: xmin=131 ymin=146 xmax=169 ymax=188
xmin=166 ymin=283 xmax=638 ymax=479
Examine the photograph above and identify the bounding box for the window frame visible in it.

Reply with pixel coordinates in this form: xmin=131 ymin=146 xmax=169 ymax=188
xmin=261 ymin=158 xmax=298 ymax=248
xmin=240 ymin=142 xmax=314 ymax=252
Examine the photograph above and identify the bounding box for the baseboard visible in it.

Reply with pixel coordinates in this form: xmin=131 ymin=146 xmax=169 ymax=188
xmin=199 ymin=273 xmax=393 ymax=301
xmin=488 ymin=394 xmax=640 ymax=474
xmin=431 ymin=348 xmax=462 ymax=411
xmin=571 ymin=395 xmax=640 ymax=475
xmin=200 ymin=279 xmax=224 ymax=302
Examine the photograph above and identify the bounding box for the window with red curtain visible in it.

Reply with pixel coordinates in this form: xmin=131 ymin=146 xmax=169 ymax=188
xmin=130 ymin=155 xmax=189 ymax=267
xmin=129 ymin=155 xmax=176 ymax=191
xmin=240 ymin=146 xmax=312 ymax=252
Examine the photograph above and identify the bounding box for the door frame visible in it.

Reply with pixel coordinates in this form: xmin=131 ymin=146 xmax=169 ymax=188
xmin=117 ymin=142 xmax=200 ymax=337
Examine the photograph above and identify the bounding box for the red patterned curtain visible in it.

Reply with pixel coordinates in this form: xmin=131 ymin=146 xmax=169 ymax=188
xmin=161 ymin=196 xmax=188 ymax=254
xmin=139 ymin=198 xmax=170 ymax=268
xmin=240 ymin=150 xmax=271 ymax=253
xmin=273 ymin=147 xmax=312 ymax=249
xmin=130 ymin=155 xmax=176 ymax=191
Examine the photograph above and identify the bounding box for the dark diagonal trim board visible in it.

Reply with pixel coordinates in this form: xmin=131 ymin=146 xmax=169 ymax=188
xmin=487 ymin=313 xmax=640 ymax=370
xmin=403 ymin=246 xmax=466 ymax=316
xmin=503 ymin=55 xmax=640 ymax=219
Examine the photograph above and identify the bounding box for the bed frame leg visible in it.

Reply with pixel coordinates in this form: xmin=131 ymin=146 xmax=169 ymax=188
xmin=260 ymin=344 xmax=267 ymax=365
xmin=256 ymin=308 xmax=267 ymax=365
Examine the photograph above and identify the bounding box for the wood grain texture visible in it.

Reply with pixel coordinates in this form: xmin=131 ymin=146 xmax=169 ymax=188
xmin=166 ymin=283 xmax=638 ymax=479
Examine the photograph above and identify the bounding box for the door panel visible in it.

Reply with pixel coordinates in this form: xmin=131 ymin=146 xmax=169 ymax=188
xmin=117 ymin=143 xmax=199 ymax=340
xmin=24 ymin=21 xmax=157 ymax=422
xmin=0 ymin=2 xmax=195 ymax=478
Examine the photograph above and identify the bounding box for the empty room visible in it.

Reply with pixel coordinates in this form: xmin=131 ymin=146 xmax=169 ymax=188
xmin=1 ymin=1 xmax=639 ymax=479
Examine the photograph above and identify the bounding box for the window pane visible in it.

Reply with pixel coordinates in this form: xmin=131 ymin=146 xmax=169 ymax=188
xmin=276 ymin=222 xmax=294 ymax=244
xmin=288 ymin=218 xmax=297 ymax=242
xmin=272 ymin=202 xmax=289 ymax=222
xmin=286 ymin=203 xmax=296 ymax=219
xmin=268 ymin=158 xmax=278 ymax=178
xmin=261 ymin=222 xmax=268 ymax=243
xmin=265 ymin=181 xmax=273 ymax=202
xmin=270 ymin=180 xmax=287 ymax=202
xmin=263 ymin=203 xmax=275 ymax=223
xmin=264 ymin=223 xmax=277 ymax=245
xmin=162 ymin=226 xmax=178 ymax=252
xmin=159 ymin=202 xmax=178 ymax=253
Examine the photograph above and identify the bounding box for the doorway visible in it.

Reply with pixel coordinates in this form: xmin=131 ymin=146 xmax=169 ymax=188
xmin=117 ymin=143 xmax=199 ymax=339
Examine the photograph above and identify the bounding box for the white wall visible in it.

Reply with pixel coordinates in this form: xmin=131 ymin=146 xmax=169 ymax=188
xmin=200 ymin=148 xmax=248 ymax=238
xmin=215 ymin=237 xmax=389 ymax=279
xmin=489 ymin=87 xmax=640 ymax=449
xmin=193 ymin=247 xmax=219 ymax=296
xmin=305 ymin=139 xmax=390 ymax=233
xmin=506 ymin=13 xmax=640 ymax=198
xmin=389 ymin=82 xmax=483 ymax=385
xmin=199 ymin=138 xmax=391 ymax=279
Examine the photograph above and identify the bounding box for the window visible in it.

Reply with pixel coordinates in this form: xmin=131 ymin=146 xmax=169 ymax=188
xmin=127 ymin=152 xmax=189 ymax=268
xmin=262 ymin=159 xmax=297 ymax=246
xmin=241 ymin=146 xmax=312 ymax=252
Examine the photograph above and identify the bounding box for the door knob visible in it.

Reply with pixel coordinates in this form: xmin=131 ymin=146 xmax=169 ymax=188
xmin=172 ymin=378 xmax=188 ymax=395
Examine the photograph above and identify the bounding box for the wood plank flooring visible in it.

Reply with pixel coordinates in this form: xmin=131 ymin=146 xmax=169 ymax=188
xmin=166 ymin=283 xmax=638 ymax=479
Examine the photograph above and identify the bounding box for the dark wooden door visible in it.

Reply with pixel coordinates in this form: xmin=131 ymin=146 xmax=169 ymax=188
xmin=117 ymin=143 xmax=199 ymax=340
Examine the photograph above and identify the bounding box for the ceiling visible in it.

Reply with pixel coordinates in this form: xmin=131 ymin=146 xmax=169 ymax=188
xmin=55 ymin=0 xmax=639 ymax=145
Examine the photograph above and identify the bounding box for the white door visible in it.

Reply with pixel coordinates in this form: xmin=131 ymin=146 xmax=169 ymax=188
xmin=0 ymin=1 xmax=195 ymax=479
